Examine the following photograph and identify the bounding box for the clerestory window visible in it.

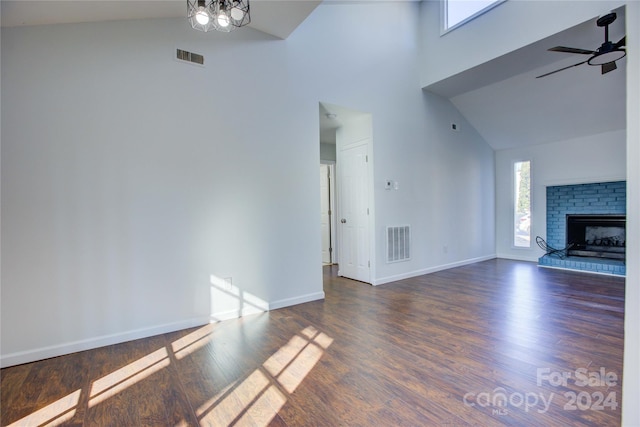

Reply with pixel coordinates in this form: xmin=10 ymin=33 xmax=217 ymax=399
xmin=443 ymin=0 xmax=506 ymax=33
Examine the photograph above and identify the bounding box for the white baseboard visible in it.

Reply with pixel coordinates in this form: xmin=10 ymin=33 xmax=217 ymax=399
xmin=496 ymin=252 xmax=540 ymax=262
xmin=0 ymin=317 xmax=210 ymax=369
xmin=269 ymin=291 xmax=325 ymax=311
xmin=210 ymin=305 xmax=268 ymax=322
xmin=372 ymin=254 xmax=497 ymax=286
xmin=1 ymin=291 xmax=326 ymax=368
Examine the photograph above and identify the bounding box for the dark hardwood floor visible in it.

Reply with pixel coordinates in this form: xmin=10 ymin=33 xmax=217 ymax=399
xmin=1 ymin=259 xmax=625 ymax=426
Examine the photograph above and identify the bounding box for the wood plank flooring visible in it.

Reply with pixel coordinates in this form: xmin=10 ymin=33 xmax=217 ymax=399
xmin=1 ymin=259 xmax=625 ymax=426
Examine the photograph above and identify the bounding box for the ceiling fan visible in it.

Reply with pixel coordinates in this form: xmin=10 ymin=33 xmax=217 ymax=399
xmin=536 ymin=12 xmax=626 ymax=78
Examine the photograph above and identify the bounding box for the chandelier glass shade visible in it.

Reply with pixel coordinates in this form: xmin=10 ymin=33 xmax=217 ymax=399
xmin=188 ymin=0 xmax=250 ymax=33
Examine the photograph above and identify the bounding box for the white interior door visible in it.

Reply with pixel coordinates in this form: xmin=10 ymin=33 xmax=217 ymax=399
xmin=338 ymin=142 xmax=370 ymax=282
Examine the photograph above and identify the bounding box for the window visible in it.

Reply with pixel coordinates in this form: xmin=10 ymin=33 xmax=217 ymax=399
xmin=443 ymin=0 xmax=506 ymax=32
xmin=514 ymin=160 xmax=531 ymax=248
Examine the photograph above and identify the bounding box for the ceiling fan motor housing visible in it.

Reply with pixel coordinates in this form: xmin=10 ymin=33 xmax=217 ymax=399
xmin=596 ymin=13 xmax=617 ymax=28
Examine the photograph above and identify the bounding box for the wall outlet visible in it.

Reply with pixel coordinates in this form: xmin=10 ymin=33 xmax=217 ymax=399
xmin=443 ymin=245 xmax=448 ymax=254
xmin=223 ymin=277 xmax=233 ymax=290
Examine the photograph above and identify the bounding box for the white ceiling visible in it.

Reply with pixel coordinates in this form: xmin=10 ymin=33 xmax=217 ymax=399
xmin=2 ymin=2 xmax=627 ymax=151
xmin=426 ymin=7 xmax=627 ymax=151
xmin=319 ymin=102 xmax=373 ymax=145
xmin=319 ymin=103 xmax=341 ymax=145
xmin=0 ymin=0 xmax=321 ymax=39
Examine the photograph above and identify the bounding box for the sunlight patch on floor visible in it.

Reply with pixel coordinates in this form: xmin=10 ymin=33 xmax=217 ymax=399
xmin=264 ymin=326 xmax=333 ymax=394
xmin=5 ymin=389 xmax=81 ymax=427
xmin=88 ymin=347 xmax=170 ymax=407
xmin=4 ymin=324 xmax=332 ymax=427
xmin=197 ymin=325 xmax=333 ymax=426
xmin=172 ymin=323 xmax=216 ymax=360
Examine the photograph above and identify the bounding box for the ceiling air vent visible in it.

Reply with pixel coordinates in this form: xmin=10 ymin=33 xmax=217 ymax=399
xmin=176 ymin=49 xmax=204 ymax=65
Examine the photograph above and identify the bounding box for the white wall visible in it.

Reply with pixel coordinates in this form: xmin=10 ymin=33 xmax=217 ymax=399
xmin=420 ymin=0 xmax=626 ymax=88
xmin=0 ymin=19 xmax=326 ymax=366
xmin=623 ymin=2 xmax=640 ymax=424
xmin=1 ymin=2 xmax=496 ymax=366
xmin=374 ymin=90 xmax=496 ymax=284
xmin=319 ymin=143 xmax=336 ymax=162
xmin=495 ymin=130 xmax=626 ymax=261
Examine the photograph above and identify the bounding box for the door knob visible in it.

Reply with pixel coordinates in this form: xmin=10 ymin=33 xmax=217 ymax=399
xmin=341 ymin=218 xmax=347 ymax=224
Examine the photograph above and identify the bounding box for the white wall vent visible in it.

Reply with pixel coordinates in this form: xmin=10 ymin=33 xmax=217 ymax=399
xmin=387 ymin=225 xmax=411 ymax=263
xmin=176 ymin=49 xmax=204 ymax=65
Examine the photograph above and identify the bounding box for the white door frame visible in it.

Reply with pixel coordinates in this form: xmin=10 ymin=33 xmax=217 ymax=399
xmin=320 ymin=161 xmax=337 ymax=264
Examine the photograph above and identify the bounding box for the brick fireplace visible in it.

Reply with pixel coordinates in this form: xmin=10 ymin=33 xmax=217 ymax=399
xmin=539 ymin=181 xmax=626 ymax=276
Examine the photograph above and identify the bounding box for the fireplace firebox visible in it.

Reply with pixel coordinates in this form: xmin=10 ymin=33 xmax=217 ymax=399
xmin=566 ymin=215 xmax=626 ymax=261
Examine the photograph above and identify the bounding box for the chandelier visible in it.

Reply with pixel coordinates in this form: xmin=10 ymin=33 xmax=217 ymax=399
xmin=188 ymin=0 xmax=250 ymax=33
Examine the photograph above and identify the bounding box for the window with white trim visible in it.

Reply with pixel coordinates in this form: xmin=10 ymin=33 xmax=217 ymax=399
xmin=443 ymin=0 xmax=505 ymax=33
xmin=514 ymin=160 xmax=531 ymax=248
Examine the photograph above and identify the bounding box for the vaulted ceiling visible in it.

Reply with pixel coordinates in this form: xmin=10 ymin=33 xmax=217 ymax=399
xmin=425 ymin=6 xmax=627 ymax=151
xmin=2 ymin=2 xmax=627 ymax=152
xmin=0 ymin=0 xmax=321 ymax=39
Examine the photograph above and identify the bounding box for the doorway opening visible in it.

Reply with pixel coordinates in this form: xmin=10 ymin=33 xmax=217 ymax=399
xmin=318 ymin=102 xmax=374 ymax=284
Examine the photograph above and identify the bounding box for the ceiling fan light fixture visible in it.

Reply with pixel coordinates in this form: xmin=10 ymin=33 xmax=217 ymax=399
xmin=187 ymin=0 xmax=250 ymax=33
xmin=215 ymin=11 xmax=231 ymax=30
xmin=587 ymin=49 xmax=626 ymax=66
xmin=188 ymin=0 xmax=215 ymax=32
xmin=231 ymin=6 xmax=245 ymax=21
xmin=195 ymin=8 xmax=210 ymax=25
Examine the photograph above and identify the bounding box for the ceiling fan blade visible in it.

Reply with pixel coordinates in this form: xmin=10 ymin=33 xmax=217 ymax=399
xmin=602 ymin=61 xmax=617 ymax=74
xmin=614 ymin=36 xmax=626 ymax=48
xmin=549 ymin=46 xmax=596 ymax=55
xmin=536 ymin=60 xmax=588 ymax=78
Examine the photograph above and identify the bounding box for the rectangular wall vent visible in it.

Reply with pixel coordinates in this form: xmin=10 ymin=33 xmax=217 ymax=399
xmin=176 ymin=49 xmax=204 ymax=65
xmin=387 ymin=225 xmax=411 ymax=263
